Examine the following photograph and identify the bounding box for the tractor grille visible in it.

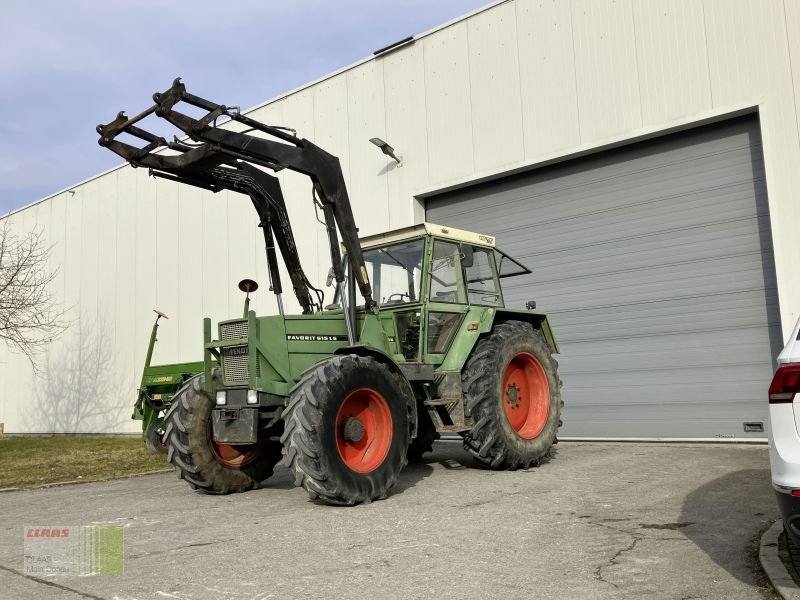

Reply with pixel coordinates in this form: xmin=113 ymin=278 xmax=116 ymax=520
xmin=221 ymin=346 xmax=261 ymax=381
xmin=222 ymin=347 xmax=247 ymax=381
xmin=220 ymin=321 xmax=258 ymax=381
xmin=220 ymin=320 xmax=248 ymax=340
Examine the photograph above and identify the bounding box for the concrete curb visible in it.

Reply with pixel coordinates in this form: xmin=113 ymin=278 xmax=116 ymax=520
xmin=761 ymin=520 xmax=800 ymax=599
xmin=0 ymin=468 xmax=173 ymax=493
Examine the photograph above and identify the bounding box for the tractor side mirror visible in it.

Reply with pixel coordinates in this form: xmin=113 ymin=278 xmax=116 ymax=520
xmin=461 ymin=244 xmax=474 ymax=268
xmin=326 ymin=266 xmax=336 ymax=287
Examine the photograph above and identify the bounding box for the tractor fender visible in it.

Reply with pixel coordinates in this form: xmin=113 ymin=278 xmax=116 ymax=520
xmin=490 ymin=309 xmax=559 ymax=354
xmin=439 ymin=308 xmax=559 ymax=373
xmin=334 ymin=345 xmax=418 ymax=438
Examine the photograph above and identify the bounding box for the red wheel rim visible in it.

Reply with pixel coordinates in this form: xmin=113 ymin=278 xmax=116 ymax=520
xmin=502 ymin=352 xmax=550 ymax=440
xmin=208 ymin=425 xmax=263 ymax=468
xmin=335 ymin=388 xmax=393 ymax=474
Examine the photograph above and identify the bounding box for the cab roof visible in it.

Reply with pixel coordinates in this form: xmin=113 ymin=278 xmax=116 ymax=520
xmin=359 ymin=222 xmax=496 ymax=249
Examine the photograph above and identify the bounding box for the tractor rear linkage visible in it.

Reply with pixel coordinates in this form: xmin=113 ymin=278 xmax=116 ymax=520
xmin=96 ymin=78 xmax=373 ymax=344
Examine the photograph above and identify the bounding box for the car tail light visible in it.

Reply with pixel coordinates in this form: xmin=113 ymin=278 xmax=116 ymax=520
xmin=769 ymin=364 xmax=800 ymax=403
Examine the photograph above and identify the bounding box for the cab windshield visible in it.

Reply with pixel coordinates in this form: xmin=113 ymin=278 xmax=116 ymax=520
xmin=362 ymin=239 xmax=425 ymax=305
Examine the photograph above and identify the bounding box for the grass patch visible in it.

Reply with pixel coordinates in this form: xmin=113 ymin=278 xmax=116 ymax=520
xmin=0 ymin=436 xmax=169 ymax=489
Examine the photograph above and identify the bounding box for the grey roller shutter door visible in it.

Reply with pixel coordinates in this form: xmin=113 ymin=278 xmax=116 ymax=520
xmin=426 ymin=116 xmax=781 ymax=438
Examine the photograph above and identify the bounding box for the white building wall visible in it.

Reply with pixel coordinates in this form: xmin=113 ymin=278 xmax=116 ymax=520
xmin=2 ymin=0 xmax=800 ymax=433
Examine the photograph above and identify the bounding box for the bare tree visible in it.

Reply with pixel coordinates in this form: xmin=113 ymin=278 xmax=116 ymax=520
xmin=0 ymin=220 xmax=67 ymax=365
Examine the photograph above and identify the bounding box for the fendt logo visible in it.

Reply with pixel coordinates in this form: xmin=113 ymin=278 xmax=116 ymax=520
xmin=478 ymin=235 xmax=495 ymax=244
xmin=26 ymin=528 xmax=70 ymax=538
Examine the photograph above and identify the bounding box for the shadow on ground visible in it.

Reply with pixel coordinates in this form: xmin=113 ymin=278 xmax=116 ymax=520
xmin=413 ymin=438 xmax=561 ymax=471
xmin=258 ymin=457 xmax=437 ymax=497
xmin=393 ymin=461 xmax=435 ymax=494
xmin=680 ymin=467 xmax=775 ymax=585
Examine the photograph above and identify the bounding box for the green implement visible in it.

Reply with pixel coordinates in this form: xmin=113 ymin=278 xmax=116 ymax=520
xmin=133 ymin=310 xmax=205 ymax=454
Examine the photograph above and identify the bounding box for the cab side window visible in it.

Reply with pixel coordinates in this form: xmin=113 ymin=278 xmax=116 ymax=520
xmin=463 ymin=245 xmax=502 ymax=306
xmin=429 ymin=241 xmax=465 ymax=303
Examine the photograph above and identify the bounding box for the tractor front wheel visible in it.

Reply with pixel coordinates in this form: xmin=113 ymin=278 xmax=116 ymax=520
xmin=281 ymin=355 xmax=412 ymax=505
xmin=144 ymin=417 xmax=167 ymax=454
xmin=163 ymin=373 xmax=282 ymax=494
xmin=462 ymin=321 xmax=561 ymax=470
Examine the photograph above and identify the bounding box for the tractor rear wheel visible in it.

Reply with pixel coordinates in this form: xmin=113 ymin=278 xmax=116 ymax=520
xmin=281 ymin=355 xmax=411 ymax=505
xmin=163 ymin=373 xmax=282 ymax=494
xmin=462 ymin=321 xmax=561 ymax=470
xmin=144 ymin=417 xmax=167 ymax=454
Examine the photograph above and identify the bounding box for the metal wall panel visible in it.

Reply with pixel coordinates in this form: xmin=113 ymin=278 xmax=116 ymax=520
xmin=422 ymin=21 xmax=475 ymax=185
xmin=114 ymin=169 xmax=139 ymax=380
xmin=787 ymin=0 xmax=800 ymax=136
xmin=571 ymin=0 xmax=642 ymax=142
xmin=515 ymin=0 xmax=580 ymax=156
xmin=133 ymin=175 xmax=160 ymax=371
xmin=703 ymin=0 xmax=790 ymax=106
xmin=175 ymin=182 xmax=206 ymax=363
xmin=3 ymin=0 xmax=800 ymax=433
xmin=632 ymin=0 xmax=712 ymax=123
xmin=154 ymin=178 xmax=181 ymax=362
xmin=427 ymin=117 xmax=780 ymax=438
xmin=467 ymin=2 xmax=524 ymax=171
xmin=383 ymin=40 xmax=431 ymax=223
xmin=347 ymin=62 xmax=392 ymax=235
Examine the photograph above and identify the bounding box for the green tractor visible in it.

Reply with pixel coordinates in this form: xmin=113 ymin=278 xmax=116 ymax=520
xmin=98 ymin=79 xmax=561 ymax=505
xmin=133 ymin=310 xmax=204 ymax=454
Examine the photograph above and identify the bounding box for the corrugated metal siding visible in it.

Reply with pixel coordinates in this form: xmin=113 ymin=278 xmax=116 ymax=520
xmin=2 ymin=0 xmax=800 ymax=433
xmin=427 ymin=116 xmax=781 ymax=438
xmin=571 ymin=0 xmax=642 ymax=141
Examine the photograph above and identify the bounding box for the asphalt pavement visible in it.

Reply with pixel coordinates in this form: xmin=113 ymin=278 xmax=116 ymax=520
xmin=0 ymin=441 xmax=780 ymax=599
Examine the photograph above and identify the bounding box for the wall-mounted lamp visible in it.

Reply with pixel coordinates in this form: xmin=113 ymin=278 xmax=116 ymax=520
xmin=369 ymin=137 xmax=402 ymax=166
xmin=67 ymin=189 xmax=76 ymax=196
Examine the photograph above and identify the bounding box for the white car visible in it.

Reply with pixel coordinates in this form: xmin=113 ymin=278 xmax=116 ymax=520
xmin=768 ymin=315 xmax=800 ymax=567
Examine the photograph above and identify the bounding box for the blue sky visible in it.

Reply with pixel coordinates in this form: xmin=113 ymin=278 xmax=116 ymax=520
xmin=0 ymin=0 xmax=489 ymax=216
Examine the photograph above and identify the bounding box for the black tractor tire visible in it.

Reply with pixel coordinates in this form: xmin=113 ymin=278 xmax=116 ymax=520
xmin=281 ymin=354 xmax=412 ymax=506
xmin=144 ymin=417 xmax=167 ymax=455
xmin=462 ymin=320 xmax=561 ymax=470
xmin=163 ymin=373 xmax=283 ymax=494
xmin=407 ymin=408 xmax=439 ymax=462
xmin=786 ymin=526 xmax=800 ymax=574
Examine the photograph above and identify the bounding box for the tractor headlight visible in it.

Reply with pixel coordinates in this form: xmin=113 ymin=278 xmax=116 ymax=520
xmin=215 ymin=391 xmax=226 ymax=406
xmin=247 ymin=390 xmax=258 ymax=405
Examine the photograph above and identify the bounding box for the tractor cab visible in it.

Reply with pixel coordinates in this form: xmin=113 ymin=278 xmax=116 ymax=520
xmin=340 ymin=222 xmax=535 ymax=364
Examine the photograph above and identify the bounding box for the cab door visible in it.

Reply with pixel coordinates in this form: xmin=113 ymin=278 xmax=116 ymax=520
xmin=424 ymin=239 xmax=468 ymax=363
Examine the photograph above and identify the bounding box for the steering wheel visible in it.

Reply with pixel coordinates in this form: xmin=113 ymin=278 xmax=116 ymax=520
xmin=385 ymin=292 xmax=412 ymax=305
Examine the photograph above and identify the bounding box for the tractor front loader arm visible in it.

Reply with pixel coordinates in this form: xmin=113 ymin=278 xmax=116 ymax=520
xmin=97 ymin=78 xmax=375 ymax=341
xmin=95 ymin=124 xmax=320 ymax=314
